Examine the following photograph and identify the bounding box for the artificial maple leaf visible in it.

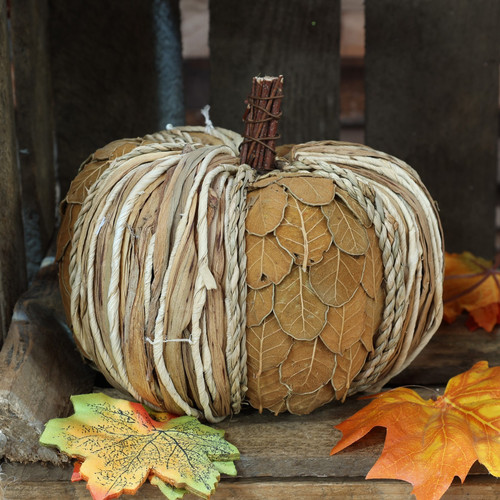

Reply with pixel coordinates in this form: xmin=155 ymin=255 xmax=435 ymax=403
xmin=40 ymin=393 xmax=239 ymax=500
xmin=443 ymin=251 xmax=500 ymax=332
xmin=331 ymin=361 xmax=500 ymax=500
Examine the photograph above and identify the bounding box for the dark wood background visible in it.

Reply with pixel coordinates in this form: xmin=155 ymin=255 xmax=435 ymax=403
xmin=1 ymin=0 xmax=499 ymax=346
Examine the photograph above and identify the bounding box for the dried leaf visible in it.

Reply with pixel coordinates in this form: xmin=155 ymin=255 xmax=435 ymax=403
xmin=275 ymin=197 xmax=332 ymax=266
xmin=362 ymin=292 xmax=385 ymax=353
xmin=246 ymin=184 xmax=288 ymax=236
xmin=246 ymin=314 xmax=293 ymax=375
xmin=286 ymin=383 xmax=336 ymax=415
xmin=322 ymin=200 xmax=369 ymax=256
xmin=443 ymin=251 xmax=500 ymax=332
xmin=66 ymin=139 xmax=140 ymax=204
xmin=331 ymin=361 xmax=500 ymax=500
xmin=280 ymin=338 xmax=335 ymax=394
xmin=274 ymin=267 xmax=328 ymax=340
xmin=277 ymin=176 xmax=335 ymax=206
xmin=40 ymin=393 xmax=239 ymax=500
xmin=321 ymin=286 xmax=368 ymax=353
xmin=246 ymin=285 xmax=274 ymax=327
xmin=249 ymin=176 xmax=278 ymax=189
xmin=309 ymin=245 xmax=365 ymax=307
xmin=246 ymin=367 xmax=289 ymax=413
xmin=246 ymin=233 xmax=293 ymax=289
xmin=335 ymin=187 xmax=372 ymax=228
xmin=361 ymin=229 xmax=384 ymax=299
xmin=332 ymin=342 xmax=369 ymax=401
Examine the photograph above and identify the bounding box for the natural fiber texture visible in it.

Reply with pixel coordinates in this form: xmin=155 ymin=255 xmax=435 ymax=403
xmin=245 ymin=141 xmax=443 ymax=414
xmin=57 ymin=127 xmax=443 ymax=421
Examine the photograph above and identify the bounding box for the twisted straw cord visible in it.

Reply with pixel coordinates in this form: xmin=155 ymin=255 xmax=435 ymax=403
xmin=224 ymin=166 xmax=255 ymax=412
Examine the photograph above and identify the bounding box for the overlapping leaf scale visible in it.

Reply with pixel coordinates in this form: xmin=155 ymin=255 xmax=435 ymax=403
xmin=322 ymin=199 xmax=369 ymax=256
xmin=280 ymin=338 xmax=336 ymax=394
xmin=246 ymin=314 xmax=293 ymax=375
xmin=246 ymin=233 xmax=293 ymax=289
xmin=244 ymin=176 xmax=385 ymax=415
xmin=332 ymin=342 xmax=369 ymax=401
xmin=274 ymin=267 xmax=328 ymax=340
xmin=246 ymin=367 xmax=289 ymax=413
xmin=335 ymin=187 xmax=372 ymax=228
xmin=246 ymin=285 xmax=274 ymax=327
xmin=362 ymin=227 xmax=384 ymax=299
xmin=277 ymin=176 xmax=335 ymax=206
xmin=246 ymin=184 xmax=288 ymax=236
xmin=321 ymin=286 xmax=367 ymax=353
xmin=309 ymin=245 xmax=365 ymax=307
xmin=286 ymin=383 xmax=336 ymax=416
xmin=275 ymin=197 xmax=332 ymax=266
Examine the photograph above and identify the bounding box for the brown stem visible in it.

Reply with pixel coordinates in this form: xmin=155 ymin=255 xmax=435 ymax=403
xmin=240 ymin=75 xmax=284 ymax=171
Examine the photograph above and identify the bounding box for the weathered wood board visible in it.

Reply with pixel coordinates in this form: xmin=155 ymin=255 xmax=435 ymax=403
xmin=10 ymin=0 xmax=56 ymax=280
xmin=48 ymin=0 xmax=183 ymax=196
xmin=0 ymin=0 xmax=27 ymax=345
xmin=1 ymin=404 xmax=497 ymax=499
xmin=365 ymin=0 xmax=500 ymax=258
xmin=0 ymin=262 xmax=95 ymax=464
xmin=210 ymin=0 xmax=340 ymax=144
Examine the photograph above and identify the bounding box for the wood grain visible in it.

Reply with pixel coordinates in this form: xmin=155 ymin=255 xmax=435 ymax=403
xmin=49 ymin=0 xmax=183 ymax=195
xmin=365 ymin=0 xmax=500 ymax=258
xmin=391 ymin=317 xmax=500 ymax=387
xmin=0 ymin=0 xmax=27 ymax=344
xmin=210 ymin=0 xmax=340 ymax=143
xmin=1 ymin=457 xmax=496 ymax=500
xmin=10 ymin=0 xmax=55 ymax=280
xmin=0 ymin=263 xmax=95 ymax=464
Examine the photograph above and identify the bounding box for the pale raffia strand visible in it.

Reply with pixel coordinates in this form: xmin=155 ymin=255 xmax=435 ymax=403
xmin=68 ymin=128 xmax=442 ymax=421
xmin=69 ymin=131 xmax=255 ymax=422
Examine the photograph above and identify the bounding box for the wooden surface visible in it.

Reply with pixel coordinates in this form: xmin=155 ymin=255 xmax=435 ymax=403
xmin=10 ymin=0 xmax=56 ymax=280
xmin=0 ymin=262 xmax=95 ymax=464
xmin=365 ymin=0 xmax=500 ymax=258
xmin=0 ymin=0 xmax=27 ymax=345
xmin=0 ymin=263 xmax=499 ymax=498
xmin=209 ymin=0 xmax=340 ymax=143
xmin=48 ymin=0 xmax=183 ymax=195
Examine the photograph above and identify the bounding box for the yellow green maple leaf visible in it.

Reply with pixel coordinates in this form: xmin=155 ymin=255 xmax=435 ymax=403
xmin=40 ymin=393 xmax=239 ymax=500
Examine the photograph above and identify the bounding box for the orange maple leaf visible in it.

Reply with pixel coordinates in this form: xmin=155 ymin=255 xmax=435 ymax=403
xmin=443 ymin=251 xmax=500 ymax=332
xmin=330 ymin=361 xmax=500 ymax=500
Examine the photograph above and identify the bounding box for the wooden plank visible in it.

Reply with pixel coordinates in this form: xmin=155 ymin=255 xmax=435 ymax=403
xmin=365 ymin=0 xmax=500 ymax=258
xmin=10 ymin=0 xmax=56 ymax=280
xmin=209 ymin=0 xmax=340 ymax=143
xmin=1 ymin=464 xmax=497 ymax=499
xmin=0 ymin=0 xmax=27 ymax=345
xmin=392 ymin=318 xmax=500 ymax=388
xmin=48 ymin=0 xmax=183 ymax=196
xmin=0 ymin=262 xmax=95 ymax=464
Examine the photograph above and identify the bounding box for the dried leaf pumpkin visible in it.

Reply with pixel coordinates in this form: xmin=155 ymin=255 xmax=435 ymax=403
xmin=57 ymin=77 xmax=444 ymax=421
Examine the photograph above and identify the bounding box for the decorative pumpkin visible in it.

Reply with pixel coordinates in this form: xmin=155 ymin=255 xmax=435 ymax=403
xmin=57 ymin=77 xmax=443 ymax=422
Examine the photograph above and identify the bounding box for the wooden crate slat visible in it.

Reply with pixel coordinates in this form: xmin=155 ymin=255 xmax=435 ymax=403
xmin=10 ymin=0 xmax=56 ymax=280
xmin=0 ymin=0 xmax=27 ymax=345
xmin=48 ymin=0 xmax=183 ymax=196
xmin=209 ymin=0 xmax=340 ymax=143
xmin=365 ymin=0 xmax=500 ymax=258
xmin=0 ymin=263 xmax=95 ymax=464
